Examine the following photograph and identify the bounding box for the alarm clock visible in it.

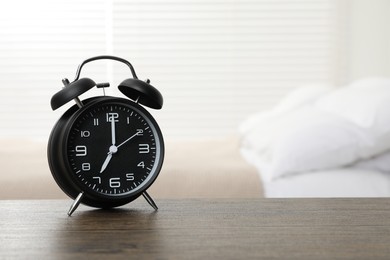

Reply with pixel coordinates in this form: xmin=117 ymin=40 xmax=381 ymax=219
xmin=47 ymin=55 xmax=164 ymax=216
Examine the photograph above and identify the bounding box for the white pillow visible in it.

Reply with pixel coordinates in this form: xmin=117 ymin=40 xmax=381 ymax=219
xmin=239 ymin=84 xmax=332 ymax=151
xmin=241 ymin=107 xmax=389 ymax=181
xmin=241 ymin=105 xmax=364 ymax=181
xmin=316 ymin=78 xmax=390 ymax=131
xmin=316 ymin=77 xmax=390 ymax=157
xmin=270 ymin=109 xmax=366 ymax=179
xmin=240 ymin=78 xmax=390 ymax=181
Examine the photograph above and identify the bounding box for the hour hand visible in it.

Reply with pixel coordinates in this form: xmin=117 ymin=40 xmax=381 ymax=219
xmin=100 ymin=153 xmax=112 ymax=173
xmin=100 ymin=145 xmax=118 ymax=173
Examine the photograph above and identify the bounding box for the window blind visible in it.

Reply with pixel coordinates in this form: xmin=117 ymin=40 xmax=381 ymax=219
xmin=0 ymin=0 xmax=338 ymax=140
xmin=0 ymin=0 xmax=109 ymax=139
xmin=111 ymin=0 xmax=338 ymax=138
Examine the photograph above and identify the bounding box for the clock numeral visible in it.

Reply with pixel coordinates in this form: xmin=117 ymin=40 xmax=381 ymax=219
xmin=109 ymin=177 xmax=121 ymax=188
xmin=80 ymin=131 xmax=90 ymax=138
xmin=93 ymin=176 xmax=101 ymax=184
xmin=106 ymin=113 xmax=119 ymax=123
xmin=136 ymin=129 xmax=144 ymax=136
xmin=139 ymin=144 xmax=150 ymax=154
xmin=81 ymin=163 xmax=90 ymax=171
xmin=127 ymin=117 xmax=130 ymax=124
xmin=75 ymin=145 xmax=87 ymax=156
xmin=137 ymin=161 xmax=145 ymax=168
xmin=93 ymin=118 xmax=99 ymax=126
xmin=126 ymin=173 xmax=135 ymax=181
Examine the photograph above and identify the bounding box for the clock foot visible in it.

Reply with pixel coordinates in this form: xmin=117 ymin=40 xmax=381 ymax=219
xmin=68 ymin=192 xmax=84 ymax=216
xmin=142 ymin=191 xmax=158 ymax=210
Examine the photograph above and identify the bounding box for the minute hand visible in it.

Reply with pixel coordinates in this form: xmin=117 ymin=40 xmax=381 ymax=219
xmin=117 ymin=132 xmax=140 ymax=149
xmin=111 ymin=115 xmax=116 ymax=145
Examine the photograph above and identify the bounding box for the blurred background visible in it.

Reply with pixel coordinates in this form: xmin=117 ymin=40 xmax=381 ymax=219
xmin=1 ymin=0 xmax=390 ymax=199
xmin=2 ymin=0 xmax=390 ymax=140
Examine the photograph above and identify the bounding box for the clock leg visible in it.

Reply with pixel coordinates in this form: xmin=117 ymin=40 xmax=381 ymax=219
xmin=142 ymin=191 xmax=158 ymax=210
xmin=67 ymin=192 xmax=84 ymax=216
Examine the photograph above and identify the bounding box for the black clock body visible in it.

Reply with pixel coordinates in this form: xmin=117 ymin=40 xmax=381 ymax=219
xmin=48 ymin=96 xmax=164 ymax=209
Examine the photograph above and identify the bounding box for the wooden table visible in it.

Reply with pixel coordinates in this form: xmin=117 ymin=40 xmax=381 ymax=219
xmin=1 ymin=199 xmax=390 ymax=259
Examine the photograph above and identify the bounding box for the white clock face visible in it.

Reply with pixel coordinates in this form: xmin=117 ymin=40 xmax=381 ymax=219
xmin=66 ymin=98 xmax=164 ymax=197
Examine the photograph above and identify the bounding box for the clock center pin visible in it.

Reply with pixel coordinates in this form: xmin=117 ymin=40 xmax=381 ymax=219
xmin=109 ymin=145 xmax=118 ymax=154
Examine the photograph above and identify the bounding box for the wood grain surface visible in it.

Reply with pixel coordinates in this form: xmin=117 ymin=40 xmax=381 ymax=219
xmin=0 ymin=199 xmax=390 ymax=259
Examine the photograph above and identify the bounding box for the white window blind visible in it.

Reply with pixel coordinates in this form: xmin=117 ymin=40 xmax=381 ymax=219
xmin=0 ymin=0 xmax=339 ymax=140
xmin=0 ymin=0 xmax=109 ymax=140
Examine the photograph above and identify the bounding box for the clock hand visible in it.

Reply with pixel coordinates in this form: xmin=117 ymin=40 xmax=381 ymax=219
xmin=100 ymin=153 xmax=112 ymax=173
xmin=111 ymin=114 xmax=116 ymax=146
xmin=117 ymin=131 xmax=141 ymax=149
xmin=99 ymin=145 xmax=118 ymax=173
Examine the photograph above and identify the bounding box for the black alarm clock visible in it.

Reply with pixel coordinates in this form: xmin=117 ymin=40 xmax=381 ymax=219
xmin=47 ymin=56 xmax=164 ymax=216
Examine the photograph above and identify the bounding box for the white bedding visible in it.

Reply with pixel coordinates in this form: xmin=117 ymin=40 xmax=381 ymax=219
xmin=264 ymin=168 xmax=390 ymax=197
xmin=239 ymin=78 xmax=390 ymax=197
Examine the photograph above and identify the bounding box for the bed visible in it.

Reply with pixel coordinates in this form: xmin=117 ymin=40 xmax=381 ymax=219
xmin=239 ymin=78 xmax=390 ymax=197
